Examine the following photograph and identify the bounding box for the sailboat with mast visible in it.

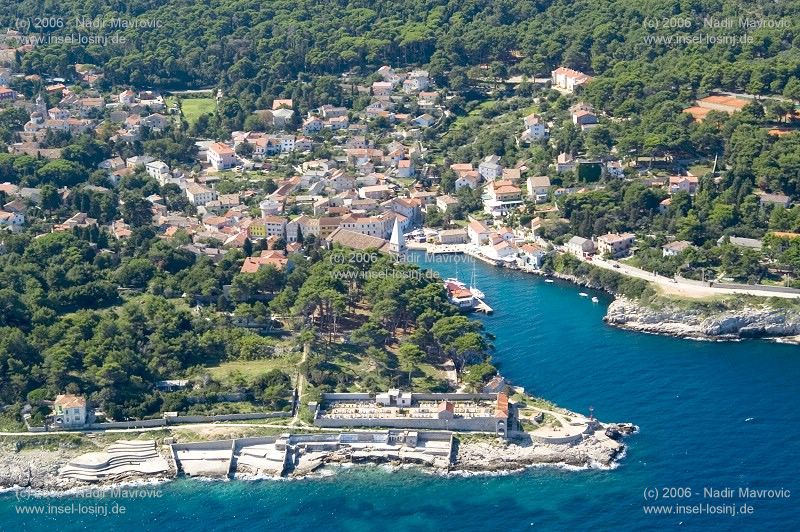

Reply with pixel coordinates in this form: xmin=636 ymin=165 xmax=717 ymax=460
xmin=469 ymin=261 xmax=485 ymax=299
xmin=444 ymin=260 xmax=466 ymax=289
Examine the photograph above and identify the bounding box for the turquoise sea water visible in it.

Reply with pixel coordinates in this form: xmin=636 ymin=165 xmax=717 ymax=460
xmin=2 ymin=252 xmax=798 ymax=531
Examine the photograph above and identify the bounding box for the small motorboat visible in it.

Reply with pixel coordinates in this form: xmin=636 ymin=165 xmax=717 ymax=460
xmin=579 ymin=292 xmax=588 ymax=297
xmin=544 ymin=279 xmax=554 ymax=283
xmin=591 ymin=296 xmax=599 ymax=303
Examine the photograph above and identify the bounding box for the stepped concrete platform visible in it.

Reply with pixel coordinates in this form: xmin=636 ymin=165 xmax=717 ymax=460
xmin=172 ymin=440 xmax=234 ymax=477
xmin=59 ymin=440 xmax=171 ymax=482
xmin=234 ymin=443 xmax=288 ymax=476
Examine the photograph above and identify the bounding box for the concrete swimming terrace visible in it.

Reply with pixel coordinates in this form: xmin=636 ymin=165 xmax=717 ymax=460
xmin=170 ymin=431 xmax=454 ymax=478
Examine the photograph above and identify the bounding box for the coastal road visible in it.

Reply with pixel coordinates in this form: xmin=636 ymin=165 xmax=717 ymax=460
xmin=588 ymin=255 xmax=800 ymax=299
xmin=0 ymin=422 xmax=350 ymax=438
xmin=410 ymin=240 xmax=800 ymax=299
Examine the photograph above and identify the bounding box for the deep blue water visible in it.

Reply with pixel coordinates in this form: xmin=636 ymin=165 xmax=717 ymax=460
xmin=2 ymin=252 xmax=798 ymax=531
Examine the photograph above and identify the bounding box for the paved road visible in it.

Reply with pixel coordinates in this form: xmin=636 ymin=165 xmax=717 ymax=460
xmin=0 ymin=423 xmax=343 ymax=438
xmin=586 ymin=255 xmax=800 ymax=299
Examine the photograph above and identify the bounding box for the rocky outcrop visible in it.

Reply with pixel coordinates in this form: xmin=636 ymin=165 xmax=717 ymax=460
xmin=604 ymin=298 xmax=800 ymax=340
xmin=0 ymin=449 xmax=81 ymax=491
xmin=453 ymin=424 xmax=634 ymax=472
xmin=1 ymin=442 xmax=175 ymax=492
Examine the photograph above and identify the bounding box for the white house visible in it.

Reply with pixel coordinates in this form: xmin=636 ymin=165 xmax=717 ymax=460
xmin=396 ymin=159 xmax=414 ymax=178
xmin=517 ymin=243 xmax=547 ymax=269
xmin=320 ymin=105 xmax=347 ymax=119
xmin=572 ymin=110 xmax=598 ymax=129
xmin=551 ymin=67 xmax=593 ymax=93
xmin=0 ymin=210 xmax=24 ymax=231
xmin=295 ymin=136 xmax=313 ymax=152
xmin=478 ymin=155 xmax=503 ymax=181
xmin=48 ymin=107 xmax=70 ymax=120
xmin=185 ymin=182 xmax=218 ymax=206
xmin=467 ymin=219 xmax=492 ymax=246
xmin=302 ymin=116 xmax=323 ymax=134
xmin=403 ymin=70 xmax=430 ymax=93
xmin=566 ymin=236 xmax=595 ymax=257
xmin=145 ymin=160 xmax=170 ymax=181
xmin=555 ymin=152 xmax=576 ymax=174
xmin=668 ymin=175 xmax=699 ymax=195
xmin=272 ymin=108 xmax=294 ymax=128
xmin=596 ymin=232 xmax=635 ymax=258
xmin=662 ymin=240 xmax=692 ymax=257
xmin=484 ymin=239 xmax=517 ymax=261
xmin=259 ymin=198 xmax=281 ymax=216
xmin=325 ymin=115 xmax=349 ymax=130
xmin=126 ymin=155 xmax=154 ymax=168
xmin=436 ymin=194 xmax=459 ymax=213
xmin=142 ymin=113 xmax=169 ymax=131
xmin=207 ymin=142 xmax=237 ymax=171
xmin=437 ymin=228 xmax=468 ymax=244
xmin=455 ymin=172 xmax=480 ymax=190
xmin=53 ymin=394 xmax=87 ymax=428
xmin=522 ymin=113 xmax=548 ymax=141
xmin=526 ymin=175 xmax=550 ymax=204
xmin=359 ymin=184 xmax=393 ymax=200
xmin=484 ymin=179 xmax=522 ymax=218
xmin=412 ymin=113 xmax=434 ymax=128
xmin=118 ymin=89 xmax=135 ymax=106
xmin=372 ymin=81 xmax=393 ymax=97
xmin=261 ymin=215 xmax=288 ymax=238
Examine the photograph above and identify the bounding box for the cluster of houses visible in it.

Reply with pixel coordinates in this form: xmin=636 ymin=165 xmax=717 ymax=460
xmin=5 ymin=83 xmax=171 ymax=158
xmin=0 ymin=65 xmax=439 ymax=265
xmin=1 ymin=55 xmax=795 ymax=294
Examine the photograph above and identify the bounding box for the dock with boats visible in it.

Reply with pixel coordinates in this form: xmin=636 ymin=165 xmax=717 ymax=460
xmin=443 ymin=275 xmax=493 ymax=314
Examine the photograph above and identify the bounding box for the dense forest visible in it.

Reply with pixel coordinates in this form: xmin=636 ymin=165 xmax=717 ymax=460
xmin=0 ymin=224 xmax=494 ymax=424
xmin=3 ymin=1 xmax=799 ymax=109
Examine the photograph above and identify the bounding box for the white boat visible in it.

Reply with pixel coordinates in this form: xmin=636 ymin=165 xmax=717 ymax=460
xmin=469 ymin=262 xmax=485 ymax=299
xmin=544 ymin=279 xmax=554 ymax=283
xmin=444 ymin=277 xmax=466 ymax=289
xmin=591 ymin=296 xmax=599 ymax=303
xmin=579 ymin=292 xmax=588 ymax=297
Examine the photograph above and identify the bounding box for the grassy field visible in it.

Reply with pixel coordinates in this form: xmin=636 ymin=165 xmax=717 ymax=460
xmin=206 ymin=355 xmax=300 ymax=384
xmin=688 ymin=163 xmax=714 ymax=177
xmin=180 ymin=97 xmax=216 ymax=125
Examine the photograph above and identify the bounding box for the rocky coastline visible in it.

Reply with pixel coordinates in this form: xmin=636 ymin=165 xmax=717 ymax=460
xmin=452 ymin=423 xmax=636 ymax=473
xmin=519 ymin=264 xmax=800 ymax=342
xmin=0 ymin=446 xmax=174 ymax=493
xmin=604 ymin=297 xmax=800 ymax=341
xmin=1 ymin=424 xmax=637 ymax=493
